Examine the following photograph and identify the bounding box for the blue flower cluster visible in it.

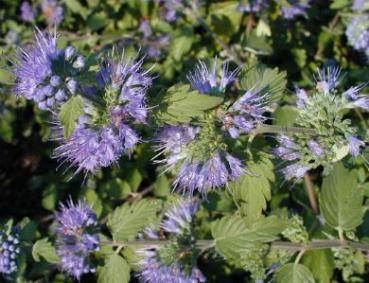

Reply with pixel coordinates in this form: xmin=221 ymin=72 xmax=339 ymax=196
xmin=21 ymin=0 xmax=64 ymax=26
xmin=138 ymin=200 xmax=206 ymax=283
xmin=0 ymin=229 xmax=20 ymax=275
xmin=56 ymin=199 xmax=100 ymax=280
xmin=11 ymin=29 xmax=84 ymax=110
xmin=275 ymin=68 xmax=369 ymax=179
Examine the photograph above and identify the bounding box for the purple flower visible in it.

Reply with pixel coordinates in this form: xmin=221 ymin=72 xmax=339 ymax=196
xmin=21 ymin=2 xmax=36 ymax=22
xmin=353 ymin=0 xmax=367 ymax=10
xmin=56 ymin=199 xmax=100 ymax=280
xmin=224 ymin=90 xmax=270 ymax=137
xmin=154 ymin=125 xmax=199 ymax=167
xmin=54 ymin=117 xmax=132 ymax=174
xmin=343 ymin=84 xmax=369 ymax=110
xmin=163 ymin=0 xmax=184 ymax=22
xmin=296 ymin=87 xmax=308 ymax=108
xmin=346 ymin=15 xmax=369 ymax=59
xmin=140 ymin=20 xmax=153 ymax=38
xmin=161 ymin=201 xmax=199 ymax=234
xmin=348 ymin=136 xmax=365 ymax=157
xmin=316 ymin=67 xmax=341 ymax=94
xmin=138 ymin=200 xmax=205 ymax=283
xmin=42 ymin=0 xmax=64 ymax=26
xmin=238 ymin=0 xmax=269 ymax=12
xmin=97 ymin=55 xmax=152 ymax=123
xmin=0 ymin=229 xmax=20 ymax=275
xmin=187 ymin=59 xmax=239 ymax=94
xmin=274 ymin=135 xmax=301 ymax=160
xmin=282 ymin=163 xmax=309 ymax=179
xmin=10 ymin=29 xmax=83 ymax=110
xmin=174 ymin=152 xmax=245 ymax=195
xmin=280 ymin=0 xmax=310 ymax=20
xmin=307 ymin=140 xmax=324 ymax=157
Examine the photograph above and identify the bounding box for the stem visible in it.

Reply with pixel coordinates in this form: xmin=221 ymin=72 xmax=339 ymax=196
xmin=294 ymin=250 xmax=305 ymax=264
xmin=102 ymin=239 xmax=369 ymax=252
xmin=271 ymin=239 xmax=369 ymax=252
xmin=251 ymin=124 xmax=317 ymax=136
xmin=304 ymin=173 xmax=319 ymax=215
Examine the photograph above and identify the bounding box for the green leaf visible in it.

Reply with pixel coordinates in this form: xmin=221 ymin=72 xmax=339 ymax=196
xmin=98 ymin=254 xmax=130 ymax=283
xmin=209 ymin=1 xmax=242 ymax=35
xmin=153 ymin=84 xmax=224 ymax=125
xmin=302 ymin=250 xmax=335 ymax=283
xmin=59 ymin=95 xmax=85 ymax=139
xmin=242 ymin=33 xmax=273 ymax=56
xmin=240 ymin=63 xmax=287 ymax=101
xmin=32 ymin=238 xmax=60 ymax=264
xmin=273 ymin=106 xmax=299 ymax=127
xmin=276 ymin=263 xmax=315 ymax=283
xmin=320 ymin=163 xmax=364 ymax=231
xmin=212 ymin=215 xmax=287 ymax=262
xmin=170 ymin=28 xmax=194 ymax=61
xmin=107 ymin=199 xmax=159 ymax=242
xmin=63 ymin=0 xmax=89 ymax=19
xmin=229 ymin=157 xmax=274 ymax=222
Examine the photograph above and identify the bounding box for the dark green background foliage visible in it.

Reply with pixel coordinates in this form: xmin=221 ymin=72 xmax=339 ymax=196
xmin=1 ymin=0 xmax=369 ymax=282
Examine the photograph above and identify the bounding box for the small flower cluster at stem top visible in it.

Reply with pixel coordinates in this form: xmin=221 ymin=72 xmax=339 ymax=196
xmin=55 ymin=199 xmax=100 ymax=280
xmin=137 ymin=200 xmax=206 ymax=283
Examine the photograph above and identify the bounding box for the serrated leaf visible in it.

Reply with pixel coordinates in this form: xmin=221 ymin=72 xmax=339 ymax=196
xmin=98 ymin=254 xmax=130 ymax=283
xmin=32 ymin=238 xmax=60 ymax=264
xmin=242 ymin=33 xmax=273 ymax=55
xmin=153 ymin=84 xmax=224 ymax=125
xmin=240 ymin=63 xmax=287 ymax=101
xmin=276 ymin=263 xmax=315 ymax=283
xmin=107 ymin=199 xmax=159 ymax=242
xmin=320 ymin=163 xmax=364 ymax=231
xmin=59 ymin=95 xmax=85 ymax=139
xmin=229 ymin=157 xmax=274 ymax=222
xmin=212 ymin=215 xmax=287 ymax=262
xmin=302 ymin=250 xmax=334 ymax=283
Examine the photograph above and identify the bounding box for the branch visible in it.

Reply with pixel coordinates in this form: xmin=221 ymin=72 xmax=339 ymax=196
xmin=102 ymin=239 xmax=369 ymax=253
xmin=251 ymin=124 xmax=318 ymax=136
xmin=271 ymin=240 xmax=369 ymax=252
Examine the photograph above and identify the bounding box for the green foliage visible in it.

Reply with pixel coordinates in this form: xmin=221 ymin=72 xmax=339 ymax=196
xmin=320 ymin=163 xmax=364 ymax=231
xmin=107 ymin=199 xmax=159 ymax=241
xmin=32 ymin=238 xmax=60 ymax=264
xmin=153 ymin=84 xmax=224 ymax=125
xmin=98 ymin=254 xmax=130 ymax=283
xmin=229 ymin=156 xmax=274 ymax=222
xmin=276 ymin=263 xmax=316 ymax=283
xmin=302 ymin=250 xmax=335 ymax=283
xmin=59 ymin=95 xmax=85 ymax=139
xmin=212 ymin=215 xmax=287 ymax=265
xmin=240 ymin=63 xmax=287 ymax=101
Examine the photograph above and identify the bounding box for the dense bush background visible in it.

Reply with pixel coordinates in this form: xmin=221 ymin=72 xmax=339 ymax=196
xmin=1 ymin=0 xmax=369 ymax=282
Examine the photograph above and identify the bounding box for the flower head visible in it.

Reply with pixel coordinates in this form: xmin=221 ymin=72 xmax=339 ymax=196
xmin=187 ymin=59 xmax=239 ymax=94
xmin=54 ymin=53 xmax=151 ymax=174
xmin=346 ymin=15 xmax=369 ymax=60
xmin=224 ymin=90 xmax=271 ymax=138
xmin=42 ymin=0 xmax=64 ymax=26
xmin=238 ymin=0 xmax=269 ymax=13
xmin=21 ymin=2 xmax=36 ymax=22
xmin=348 ymin=136 xmax=365 ymax=157
xmin=280 ymin=0 xmax=310 ymax=20
xmin=316 ymin=67 xmax=341 ymax=94
xmin=10 ymin=29 xmax=84 ymax=110
xmin=0 ymin=229 xmax=20 ymax=275
xmin=138 ymin=200 xmax=205 ymax=283
xmin=155 ymin=125 xmax=245 ymax=195
xmin=56 ymin=199 xmax=100 ymax=280
xmin=161 ymin=201 xmax=199 ymax=235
